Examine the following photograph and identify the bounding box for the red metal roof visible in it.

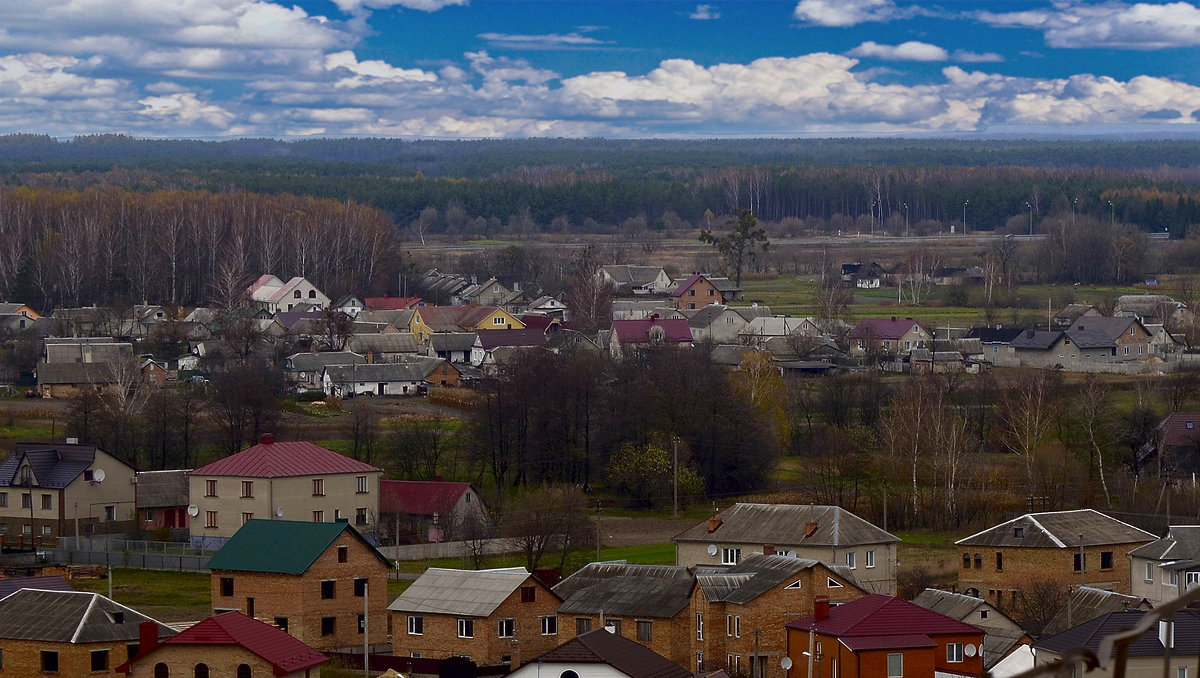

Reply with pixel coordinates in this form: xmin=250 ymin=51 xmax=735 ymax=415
xmin=612 ymin=318 xmax=693 ymax=344
xmin=839 ymin=634 xmax=938 ymax=651
xmin=520 ymin=315 xmax=557 ymax=330
xmin=155 ymin=611 xmax=327 ymax=675
xmin=364 ymin=296 xmax=421 ymax=310
xmin=670 ymin=273 xmax=703 ymax=298
xmin=786 ymin=594 xmax=983 ymax=637
xmin=191 ymin=435 xmax=380 ymax=478
xmin=381 ymin=480 xmax=473 ymax=517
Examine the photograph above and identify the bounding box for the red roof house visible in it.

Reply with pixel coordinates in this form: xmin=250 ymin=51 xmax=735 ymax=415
xmin=364 ymin=296 xmax=422 ymax=311
xmin=785 ymin=594 xmax=984 ymax=678
xmin=380 ymin=480 xmax=488 ymax=544
xmin=609 ymin=318 xmax=692 ymax=356
xmin=191 ymin=434 xmax=380 ymax=478
xmin=846 ymin=317 xmax=933 ymax=356
xmin=117 ymin=611 xmax=328 ymax=677
xmin=1147 ymin=412 xmax=1200 ymax=475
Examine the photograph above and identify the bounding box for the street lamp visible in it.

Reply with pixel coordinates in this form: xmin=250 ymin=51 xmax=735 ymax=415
xmin=1072 ymin=197 xmax=1078 ymax=226
xmin=962 ymin=200 xmax=969 ymax=234
xmin=1026 ymin=202 xmax=1032 ymax=236
xmin=903 ymin=203 xmax=909 ymax=237
xmin=1108 ymin=200 xmax=1115 ymax=226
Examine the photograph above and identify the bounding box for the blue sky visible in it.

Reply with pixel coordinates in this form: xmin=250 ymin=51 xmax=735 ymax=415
xmin=5 ymin=0 xmax=1200 ymax=138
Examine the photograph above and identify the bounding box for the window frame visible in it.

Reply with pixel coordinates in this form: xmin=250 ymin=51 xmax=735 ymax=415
xmin=541 ymin=615 xmax=557 ymax=635
xmin=637 ymin=620 xmax=653 ymax=642
xmin=498 ymin=618 xmax=515 ymax=638
xmin=321 ymin=617 xmax=336 ymax=636
xmin=219 ymin=577 xmax=234 ymax=597
xmin=41 ymin=649 xmax=59 ymax=673
xmin=408 ymin=616 xmax=423 ymax=635
xmin=91 ymin=649 xmax=109 ymax=672
xmin=458 ymin=618 xmax=474 ymax=638
xmin=846 ymin=552 xmax=856 ymax=569
xmin=205 ymin=511 xmax=218 ymax=529
xmin=1147 ymin=561 xmax=1156 ymax=583
xmin=356 ymin=475 xmax=369 ymax=493
xmin=321 ymin=580 xmax=336 ymax=599
xmin=204 ymin=479 xmax=217 ymax=497
xmin=865 ymin=550 xmax=875 ymax=569
xmin=887 ymin=652 xmax=903 ymax=677
xmin=241 ymin=481 xmax=254 ymax=498
xmin=312 ymin=478 xmax=325 ymax=496
xmin=721 ymin=547 xmax=741 ymax=565
xmin=947 ymin=643 xmax=964 ymax=663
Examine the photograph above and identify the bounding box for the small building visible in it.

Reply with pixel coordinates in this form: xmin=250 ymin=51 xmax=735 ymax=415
xmin=598 ymin=265 xmax=674 ymax=296
xmin=35 ymin=361 xmax=119 ymax=398
xmin=247 ymin=275 xmax=330 ymax=314
xmin=379 ymin=480 xmax=488 ymax=544
xmin=1128 ymin=525 xmax=1200 ymax=603
xmin=117 ymin=611 xmax=328 ymax=678
xmin=670 ymin=274 xmax=742 ymax=310
xmin=1033 ymin=610 xmax=1200 ymax=678
xmin=205 ymin=519 xmax=391 ymax=651
xmin=1141 ymin=413 xmax=1200 ymax=477
xmin=608 ymin=318 xmax=693 ymax=359
xmin=363 ymin=296 xmax=422 ymax=311
xmin=847 ymin=317 xmax=932 ymax=357
xmin=911 ymin=588 xmax=1032 ymax=672
xmin=284 ymin=352 xmax=367 ymax=391
xmin=388 ymin=567 xmax=562 ymax=666
xmin=426 ymin=332 xmax=477 ymax=363
xmin=0 ymin=589 xmax=174 ymax=677
xmin=506 ymin=627 xmax=692 ymax=678
xmin=345 ymin=333 xmax=419 ymax=362
xmin=134 ymin=469 xmax=191 ymax=534
xmin=322 ymin=362 xmax=429 ymax=397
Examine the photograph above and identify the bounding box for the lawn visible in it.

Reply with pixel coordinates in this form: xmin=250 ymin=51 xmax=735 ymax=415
xmin=72 ymin=569 xmax=213 ymax=622
xmin=393 ymin=541 xmax=676 ymax=575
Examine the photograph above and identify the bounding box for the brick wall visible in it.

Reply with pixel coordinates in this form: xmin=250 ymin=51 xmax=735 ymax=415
xmin=126 ymin=644 xmax=307 ymax=678
xmin=784 ymin=630 xmax=984 ymax=678
xmin=557 ymin=612 xmax=691 ymax=666
xmin=0 ymin=639 xmax=139 ymax=677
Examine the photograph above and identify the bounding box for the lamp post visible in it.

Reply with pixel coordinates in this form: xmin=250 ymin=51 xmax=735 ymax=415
xmin=962 ymin=200 xmax=969 ymax=234
xmin=1108 ymin=200 xmax=1115 ymax=226
xmin=903 ymin=203 xmax=909 ymax=237
xmin=1026 ymin=202 xmax=1032 ymax=236
xmin=870 ymin=200 xmax=877 ymax=235
xmin=1072 ymin=198 xmax=1078 ymax=226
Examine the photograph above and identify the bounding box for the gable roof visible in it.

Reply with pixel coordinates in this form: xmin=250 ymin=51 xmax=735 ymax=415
xmin=1009 ymin=329 xmax=1064 ymax=350
xmin=1068 ymin=315 xmax=1144 ymax=341
xmin=1042 ymin=586 xmax=1153 ymax=637
xmin=847 ymin=318 xmax=930 ymax=341
xmin=364 ymin=296 xmax=421 ymax=311
xmin=910 ymin=588 xmax=1026 ymax=669
xmin=1129 ymin=525 xmax=1200 ymax=560
xmin=532 ymin=628 xmax=692 ymax=678
xmin=417 ymin=305 xmax=513 ymax=332
xmin=611 ymin=318 xmax=693 ymax=344
xmin=955 ymin=509 xmax=1155 ymax=548
xmin=129 ymin=611 xmax=327 ymax=675
xmin=36 ymin=361 xmax=118 ymax=385
xmin=964 ymin=327 xmax=1024 ymax=344
xmin=0 ymin=589 xmax=173 ymax=643
xmin=346 ymin=332 xmax=418 ymax=354
xmin=191 ymin=436 xmax=380 ymax=478
xmin=324 ymin=362 xmax=427 ymax=383
xmin=388 ymin=567 xmax=544 ymax=617
xmin=286 ymin=351 xmax=366 ymax=372
xmin=600 ymin=265 xmax=669 ymax=287
xmin=135 ymin=469 xmax=191 ymax=508
xmin=675 ymin=503 xmax=898 ymax=548
xmin=554 ymin=563 xmax=695 ymax=619
xmin=429 ymin=332 xmax=479 ymax=352
xmin=671 ymin=273 xmax=740 ymax=298
xmin=380 ymin=480 xmax=476 ymax=517
xmin=699 ymin=554 xmax=863 ymax=604
xmin=1036 ymin=610 xmax=1200 ymax=657
xmin=474 ymin=328 xmax=547 ymax=350
xmin=205 ymin=519 xmax=389 ymax=575
xmin=0 ymin=443 xmax=118 ymax=489
xmin=786 ymin=594 xmax=982 ymax=638
xmin=1156 ymin=413 xmax=1200 ymax=450
xmin=910 ymin=589 xmax=989 ymax=621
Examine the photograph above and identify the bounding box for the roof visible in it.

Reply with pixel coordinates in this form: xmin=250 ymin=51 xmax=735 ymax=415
xmin=1068 ymin=315 xmax=1143 ymax=341
xmin=429 ymin=332 xmax=478 ymax=352
xmin=671 ymin=273 xmax=740 ymax=298
xmin=1156 ymin=413 xmax=1200 ymax=450
xmin=388 ymin=567 xmax=541 ymax=617
xmin=190 ymin=436 xmax=379 ymax=478
xmin=131 ymin=611 xmax=326 ymax=675
xmin=554 ymin=563 xmax=695 ymax=619
xmin=205 ymin=519 xmax=390 ymax=575
xmin=709 ymin=344 xmax=757 ymax=366
xmin=786 ymin=594 xmax=983 ymax=638
xmin=847 ymin=318 xmax=930 ymax=341
xmin=1042 ymin=586 xmax=1153 ymax=637
xmin=955 ymin=509 xmax=1156 ymax=548
xmin=1036 ymin=610 xmax=1200 ymax=658
xmin=474 ymin=328 xmax=547 ymax=350
xmin=611 ymin=318 xmax=693 ymax=344
xmin=36 ymin=361 xmax=118 ymax=385
xmin=135 ymin=469 xmax=191 ymax=508
xmin=380 ymin=480 xmax=476 ymax=517
xmin=286 ymin=352 xmax=366 ymax=372
xmin=675 ymin=503 xmax=898 ymax=548
xmin=0 ymin=589 xmax=174 ymax=643
xmin=964 ymin=327 xmax=1024 ymax=343
xmin=1066 ymin=329 xmax=1116 ymax=349
xmin=911 ymin=589 xmax=989 ymax=621
xmin=1008 ymin=329 xmax=1063 ymax=350
xmin=0 ymin=576 xmax=73 ymax=598
xmin=910 ymin=590 xmax=1028 ymax=669
xmin=345 ymin=332 xmax=418 ymax=354
xmin=1129 ymin=525 xmax=1200 ymax=560
xmin=600 ymin=265 xmax=669 ymax=287
xmin=700 ymin=554 xmax=863 ymax=604
xmin=324 ymin=362 xmax=427 ymax=383
xmin=840 ymin=634 xmax=937 ymax=651
xmin=531 ymin=628 xmax=692 ymax=678
xmin=417 ymin=306 xmax=511 ymax=332
xmin=0 ymin=443 xmax=108 ymax=489
xmin=740 ymin=316 xmax=808 ymax=338
xmin=364 ymin=296 xmax=421 ymax=310
xmin=688 ymin=304 xmax=736 ymax=328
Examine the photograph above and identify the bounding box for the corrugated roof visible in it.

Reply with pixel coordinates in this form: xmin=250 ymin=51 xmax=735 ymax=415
xmin=0 ymin=576 xmax=74 ymax=598
xmin=675 ymin=503 xmax=898 ymax=548
xmin=786 ymin=594 xmax=983 ymax=638
xmin=36 ymin=361 xmax=118 ymax=385
xmin=136 ymin=611 xmax=327 ymax=674
xmin=323 ymin=362 xmax=427 ymax=383
xmin=347 ymin=332 xmax=418 ymax=354
xmin=135 ymin=469 xmax=191 ymax=508
xmin=380 ymin=480 xmax=475 ymax=517
xmin=1130 ymin=525 xmax=1200 ymax=560
xmin=286 ymin=352 xmax=366 ymax=372
xmin=600 ymin=265 xmax=668 ymax=287
xmin=911 ymin=589 xmax=986 ymax=621
xmin=364 ymin=297 xmax=421 ymax=311
xmin=612 ymin=319 xmax=693 ymax=344
xmin=709 ymin=554 xmax=863 ymax=604
xmin=1036 ymin=610 xmax=1200 ymax=657
xmin=1066 ymin=329 xmax=1115 ymax=349
xmin=388 ymin=567 xmax=539 ymax=617
xmin=191 ymin=437 xmax=379 ymax=478
xmin=429 ymin=332 xmax=478 ymax=352
xmin=532 ymin=628 xmax=692 ymax=678
xmin=1009 ymin=329 xmax=1063 ymax=350
xmin=839 ymin=634 xmax=937 ymax=651
xmin=847 ymin=318 xmax=930 ymax=341
xmin=0 ymin=590 xmax=174 ymax=643
xmin=1042 ymin=586 xmax=1153 ymax=637
xmin=554 ymin=563 xmax=695 ymax=619
xmin=954 ymin=509 xmax=1155 ymax=548
xmin=205 ymin=519 xmax=389 ymax=575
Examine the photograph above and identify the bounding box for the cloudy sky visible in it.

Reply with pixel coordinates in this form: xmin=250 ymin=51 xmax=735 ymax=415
xmin=6 ymin=0 xmax=1200 ymax=138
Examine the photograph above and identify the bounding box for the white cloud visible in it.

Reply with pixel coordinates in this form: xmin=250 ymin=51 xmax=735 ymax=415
xmin=0 ymin=53 xmax=124 ymax=98
xmin=325 ymin=50 xmax=438 ymax=88
xmin=847 ymin=41 xmax=948 ymax=61
xmin=690 ymin=4 xmax=720 ymax=20
xmin=477 ymin=32 xmax=613 ymax=49
xmin=952 ymin=50 xmax=1004 ymax=63
xmin=977 ymin=1 xmax=1200 ymax=49
xmin=329 ymin=0 xmax=467 ymax=13
xmin=138 ymin=92 xmax=237 ymax=129
xmin=793 ymin=0 xmax=911 ymax=26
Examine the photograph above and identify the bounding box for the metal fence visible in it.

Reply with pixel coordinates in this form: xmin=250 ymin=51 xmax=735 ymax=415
xmin=49 ymin=548 xmax=210 ymax=571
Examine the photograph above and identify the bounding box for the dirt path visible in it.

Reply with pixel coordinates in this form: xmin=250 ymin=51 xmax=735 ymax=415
xmin=598 ymin=516 xmax=698 ymax=547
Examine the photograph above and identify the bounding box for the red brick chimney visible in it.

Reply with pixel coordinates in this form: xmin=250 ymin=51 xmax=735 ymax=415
xmin=813 ymin=595 xmax=830 ymax=622
xmin=708 ymin=517 xmax=723 ymax=533
xmin=260 ymin=433 xmax=274 ymax=445
xmin=138 ymin=621 xmax=160 ymax=656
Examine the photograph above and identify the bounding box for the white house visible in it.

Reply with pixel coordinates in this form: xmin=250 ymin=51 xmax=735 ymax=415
xmin=322 ymin=363 xmax=427 ymax=397
xmin=506 ymin=628 xmax=692 ymax=678
xmin=246 ymin=275 xmax=331 ymax=313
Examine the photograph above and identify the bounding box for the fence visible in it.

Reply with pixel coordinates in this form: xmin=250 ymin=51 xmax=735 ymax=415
xmin=379 ymin=536 xmax=530 ymax=561
xmin=50 ymin=536 xmax=216 ymax=572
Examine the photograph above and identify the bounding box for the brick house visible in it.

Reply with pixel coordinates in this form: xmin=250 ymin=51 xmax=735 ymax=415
xmin=134 ymin=469 xmax=191 ymax=535
xmin=608 ymin=318 xmax=693 ymax=359
xmin=674 ymin=503 xmax=900 ymax=594
xmin=1128 ymin=525 xmax=1200 ymax=604
xmin=188 ymin=434 xmax=381 ymax=542
xmin=117 ymin=611 xmax=328 ymax=678
xmin=507 ymin=628 xmax=692 ymax=678
xmin=911 ymin=589 xmax=1032 ymax=673
xmin=1141 ymin=413 xmax=1200 ymax=477
xmin=0 ymin=441 xmax=137 ymax=543
xmin=955 ymin=509 xmax=1155 ymax=612
xmin=670 ymin=273 xmax=742 ymax=310
xmin=388 ymin=567 xmax=562 ymax=666
xmin=205 ymin=519 xmax=391 ymax=651
xmin=785 ymin=595 xmax=985 ymax=678
xmin=408 ymin=306 xmax=525 ymax=346
xmin=1034 ymin=609 xmax=1200 ymax=678
xmin=0 ymin=589 xmax=174 ymax=677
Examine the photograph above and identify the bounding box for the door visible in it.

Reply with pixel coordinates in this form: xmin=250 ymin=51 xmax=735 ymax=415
xmin=378 ymin=383 xmax=385 ymax=396
xmin=165 ymin=510 xmax=176 ymax=528
xmin=247 ymin=597 xmax=254 ymax=617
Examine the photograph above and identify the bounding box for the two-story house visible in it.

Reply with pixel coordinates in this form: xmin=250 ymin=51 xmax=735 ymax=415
xmin=1128 ymin=525 xmax=1200 ymax=604
xmin=670 ymin=274 xmax=742 ymax=310
xmin=911 ymin=588 xmax=1032 ymax=673
xmin=507 ymin=628 xmax=692 ymax=678
xmin=247 ymin=275 xmax=330 ymax=313
xmin=846 ymin=317 xmax=932 ymax=357
xmin=205 ymin=519 xmax=391 ymax=651
xmin=408 ymin=306 xmax=525 ymax=346
xmin=598 ymin=265 xmax=674 ymax=297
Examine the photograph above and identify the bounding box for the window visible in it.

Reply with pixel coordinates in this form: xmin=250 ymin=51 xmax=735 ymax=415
xmin=313 ymin=510 xmax=324 ymax=522
xmin=91 ymin=649 xmax=109 ymax=672
xmin=637 ymin=620 xmax=653 ymax=642
xmin=42 ymin=525 xmax=51 ymax=536
xmin=846 ymin=552 xmax=856 ymax=569
xmin=0 ymin=493 xmax=7 ymax=507
xmin=697 ymin=653 xmax=705 ymax=672
xmin=155 ymin=663 xmax=170 ymax=678
xmin=220 ymin=577 xmax=234 ymax=597
xmin=1014 ymin=526 xmax=1025 ymax=538
xmin=727 ymin=655 xmax=740 ymax=673
xmin=1180 ymin=668 xmax=1188 ymax=678
xmin=727 ymin=614 xmax=733 ymax=636
xmin=576 ymin=618 xmax=591 ymax=635
xmin=205 ymin=511 xmax=218 ymax=529
xmin=312 ymin=479 xmax=325 ymax=496
xmin=321 ymin=580 xmax=335 ymax=599
xmin=21 ymin=493 xmax=30 ymax=509
xmin=1147 ymin=561 xmax=1156 ymax=583
xmin=356 ymin=476 xmax=369 ymax=493
xmin=827 ymin=577 xmax=843 ymax=588
xmin=41 ymin=650 xmax=58 ymax=672
xmin=541 ymin=616 xmax=557 ymax=635
xmin=689 ymin=289 xmax=696 ymax=296
xmin=979 ymin=610 xmax=989 ymax=620
xmin=237 ymin=666 xmax=252 ymax=678
xmin=205 ymin=479 xmax=217 ymax=497
xmin=241 ymin=512 xmax=253 ymax=525
xmin=696 ymin=613 xmax=704 ymax=640
xmin=145 ymin=509 xmax=154 ymax=522
xmin=1172 ymin=571 xmax=1181 ymax=586
xmin=609 ymin=619 xmax=622 ymax=636
xmin=356 ymin=507 xmax=368 ymax=526
xmin=785 ymin=579 xmax=802 ymax=590
xmin=408 ymin=615 xmax=423 ymax=634
xmin=126 ymin=643 xmax=138 ymax=660
xmin=493 ymin=316 xmax=505 ymax=325
xmin=996 ymin=552 xmax=1004 ymax=571
xmin=947 ymin=643 xmax=964 ymax=663
xmin=354 ymin=577 xmax=367 ymax=597
xmin=338 ymin=546 xmax=348 ymax=563
xmin=887 ymin=653 xmax=903 ymax=677
xmin=275 ymin=617 xmax=288 ymax=632
xmin=21 ymin=524 xmax=29 ymax=535
xmin=735 ymin=615 xmax=741 ymax=638
xmin=722 ymin=548 xmax=741 ymax=565
xmin=973 ymin=553 xmax=982 ymax=569
xmin=1101 ymin=551 xmax=1114 ymax=570
xmin=321 ymin=617 xmax=335 ymax=636
xmin=962 ymin=554 xmax=971 ymax=569
xmin=707 ymin=289 xmax=715 ymax=296
xmin=41 ymin=494 xmax=51 ymax=510
xmin=196 ymin=665 xmax=210 ymax=678
xmin=241 ymin=481 xmax=254 ymax=498
xmin=309 ymin=290 xmax=317 ymax=299
xmin=294 ymin=290 xmax=302 ymax=299
xmin=1187 ymin=571 xmax=1200 ymax=588
xmin=104 ymin=505 xmax=116 ymax=521
xmin=499 ymin=618 xmax=515 ymax=638
xmin=1074 ymin=553 xmax=1084 ymax=572
xmin=521 ymin=586 xmax=536 ymax=602
xmin=726 ymin=316 xmax=735 ymax=324
xmin=458 ymin=618 xmax=474 ymax=638
xmin=866 ymin=550 xmax=876 ymax=568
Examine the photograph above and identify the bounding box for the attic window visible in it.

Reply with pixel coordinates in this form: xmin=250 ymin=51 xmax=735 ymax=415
xmin=1189 ymin=422 xmax=1195 ymax=430
xmin=110 ymin=611 xmax=125 ymax=624
xmin=785 ymin=580 xmax=802 ymax=590
xmin=1014 ymin=526 xmax=1026 ymax=538
xmin=827 ymin=577 xmax=843 ymax=588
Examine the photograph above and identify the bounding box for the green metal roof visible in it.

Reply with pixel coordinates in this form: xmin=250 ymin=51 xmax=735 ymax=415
xmin=205 ymin=519 xmax=390 ymax=575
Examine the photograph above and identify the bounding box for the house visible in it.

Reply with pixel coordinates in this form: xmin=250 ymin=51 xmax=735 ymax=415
xmin=345 ymin=333 xmax=419 ymax=363
xmin=784 ymin=595 xmax=985 ymax=678
xmin=134 ymin=469 xmax=191 ymax=535
xmin=1041 ymin=586 xmax=1152 ymax=637
xmin=964 ymin=327 xmax=1023 ymax=362
xmin=117 ymin=611 xmax=328 ymax=678
xmin=612 ymin=301 xmax=682 ymax=321
xmin=331 ymin=294 xmax=365 ymax=317
xmin=0 ymin=302 xmax=39 ymax=335
xmin=363 ymin=296 xmax=422 ymax=311
xmin=0 ymin=589 xmax=174 ymax=677
xmin=709 ymin=344 xmax=759 ymax=370
xmin=911 ymin=589 xmax=1032 ymax=672
xmin=674 ymin=503 xmax=900 ymax=594
xmin=1139 ymin=413 xmax=1200 ymax=477
xmin=470 ymin=328 xmax=548 ymax=366
xmin=1067 ymin=315 xmax=1154 ymax=360
xmin=847 ymin=317 xmax=932 ymax=357
xmin=0 ymin=302 xmax=40 ymax=320
xmin=609 ymin=318 xmax=693 ymax=359
xmin=322 ymin=362 xmax=431 ymax=397
xmin=0 ymin=441 xmax=137 ymax=542
xmin=841 ymin=262 xmax=886 ymax=289
xmin=356 ymin=309 xmax=416 ymax=330
xmin=36 ymin=361 xmax=120 ymax=398
xmin=670 ymin=274 xmax=742 ymax=310
xmin=0 ymin=575 xmax=74 ymax=597
xmin=284 ymin=352 xmax=366 ymax=391
xmin=413 ymin=269 xmax=471 ymax=306
xmin=426 ymin=332 xmax=477 ymax=363
xmin=138 ymin=358 xmax=170 ymax=386
xmin=1052 ymin=303 xmax=1101 ymax=330
xmin=205 ymin=519 xmax=391 ymax=650
xmin=687 ymin=305 xmax=771 ymax=344
xmin=453 ymin=277 xmax=523 ymax=308
xmin=598 ymin=265 xmax=674 ymax=296
xmin=408 ymin=306 xmax=525 ymax=345
xmin=388 ymin=567 xmax=562 ymax=665
xmin=188 ymin=434 xmax=382 ymax=542
xmin=1115 ymin=293 xmax=1187 ymax=325
xmin=1033 ymin=610 xmax=1200 ymax=678
xmin=737 ymin=316 xmax=819 ymax=347
xmin=506 ymin=627 xmax=692 ymax=678
xmin=402 ymin=354 xmax=461 ymax=387
xmin=379 ymin=480 xmax=488 ymax=545
xmin=247 ymin=275 xmax=330 ymax=313
xmin=526 ymin=295 xmax=569 ymax=320
xmin=1129 ymin=525 xmax=1200 ymax=603
xmin=955 ymin=509 xmax=1156 ymax=612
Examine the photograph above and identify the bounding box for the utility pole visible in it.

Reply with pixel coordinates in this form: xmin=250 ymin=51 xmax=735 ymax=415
xmin=672 ymin=436 xmax=680 ymax=519
xmin=363 ymin=580 xmax=369 ymax=678
xmin=595 ymin=503 xmax=602 ymax=562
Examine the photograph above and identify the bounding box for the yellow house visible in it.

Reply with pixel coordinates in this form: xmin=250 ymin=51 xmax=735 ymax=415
xmin=409 ymin=306 xmax=525 ymax=345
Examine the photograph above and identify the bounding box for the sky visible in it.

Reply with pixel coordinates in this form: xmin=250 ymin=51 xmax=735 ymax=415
xmin=6 ymin=0 xmax=1200 ymax=138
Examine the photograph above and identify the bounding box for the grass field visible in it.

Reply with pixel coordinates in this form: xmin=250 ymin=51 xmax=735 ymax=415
xmin=72 ymin=569 xmax=213 ymax=622
xmin=393 ymin=541 xmax=676 ymax=574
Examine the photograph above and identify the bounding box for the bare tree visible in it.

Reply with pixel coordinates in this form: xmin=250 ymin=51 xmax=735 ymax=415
xmin=997 ymin=370 xmax=1062 ymax=499
xmin=1076 ymin=375 xmax=1115 ymax=506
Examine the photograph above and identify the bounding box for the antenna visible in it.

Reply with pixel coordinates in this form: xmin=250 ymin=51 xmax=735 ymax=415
xmin=186 ymin=505 xmax=199 ymax=517
xmin=275 ymin=507 xmax=285 ymax=517
xmin=92 ymin=469 xmax=106 ymax=483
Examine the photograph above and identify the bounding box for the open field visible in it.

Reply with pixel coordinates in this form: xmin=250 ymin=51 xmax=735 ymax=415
xmin=72 ymin=569 xmax=213 ymax=623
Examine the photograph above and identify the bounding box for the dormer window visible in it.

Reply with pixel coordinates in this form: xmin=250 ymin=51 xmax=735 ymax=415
xmin=1014 ymin=526 xmax=1026 ymax=538
xmin=1188 ymin=422 xmax=1195 ymax=430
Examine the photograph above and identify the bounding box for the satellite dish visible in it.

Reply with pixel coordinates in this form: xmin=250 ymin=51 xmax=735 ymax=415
xmin=781 ymin=658 xmax=793 ymax=670
xmin=275 ymin=507 xmax=284 ymax=517
xmin=186 ymin=505 xmax=199 ymax=517
xmin=964 ymin=644 xmax=977 ymax=657
xmin=707 ymin=545 xmax=718 ymax=556
xmin=92 ymin=469 xmax=106 ymax=483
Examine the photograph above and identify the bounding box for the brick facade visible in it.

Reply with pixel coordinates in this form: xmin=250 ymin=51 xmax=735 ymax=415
xmin=673 ymin=277 xmax=724 ymax=310
xmin=0 ymin=638 xmax=139 ymax=677
xmin=124 ymin=644 xmax=320 ymax=678
xmin=785 ymin=629 xmax=984 ymax=678
xmin=957 ymin=542 xmax=1145 ymax=612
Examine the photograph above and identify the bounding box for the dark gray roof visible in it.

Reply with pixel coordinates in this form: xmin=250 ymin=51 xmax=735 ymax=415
xmin=709 ymin=344 xmax=756 ymax=366
xmin=911 ymin=589 xmax=988 ymax=621
xmin=910 ymin=589 xmax=1026 ymax=668
xmin=135 ymin=469 xmax=191 ymax=509
xmin=532 ymin=628 xmax=692 ymax=678
xmin=323 ymin=363 xmax=426 ymax=383
xmin=1066 ymin=329 xmax=1116 ymax=349
xmin=1009 ymin=329 xmax=1063 ymax=350
xmin=428 ymin=332 xmax=477 ymax=352
xmin=36 ymin=361 xmax=117 ymax=385
xmin=1036 ymin=610 xmax=1200 ymax=657
xmin=955 ymin=509 xmax=1155 ymax=548
xmin=674 ymin=503 xmax=899 ymax=548
xmin=0 ymin=589 xmax=173 ymax=643
xmin=964 ymin=327 xmax=1024 ymax=344
xmin=346 ymin=333 xmax=418 ymax=354
xmin=1042 ymin=586 xmax=1153 ymax=637
xmin=0 ymin=576 xmax=74 ymax=598
xmin=702 ymin=554 xmax=863 ymax=604
xmin=1129 ymin=526 xmax=1200 ymax=560
xmin=554 ymin=563 xmax=695 ymax=619
xmin=981 ymin=628 xmax=1029 ymax=670
xmin=1069 ymin=316 xmax=1141 ymax=341
xmin=286 ymin=352 xmax=366 ymax=372
xmin=600 ymin=265 xmax=668 ymax=287
xmin=688 ymin=305 xmax=733 ymax=328
xmin=0 ymin=443 xmax=101 ymax=489
xmin=356 ymin=309 xmax=415 ymax=327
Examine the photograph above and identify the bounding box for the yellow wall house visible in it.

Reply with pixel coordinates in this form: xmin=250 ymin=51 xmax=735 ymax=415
xmin=408 ymin=306 xmax=524 ymax=345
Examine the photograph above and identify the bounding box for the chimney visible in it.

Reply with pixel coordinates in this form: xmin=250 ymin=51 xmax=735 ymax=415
xmin=890 ymin=316 xmax=897 ymax=322
xmin=814 ymin=595 xmax=830 ymax=622
xmin=532 ymin=566 xmax=562 ymax=588
xmin=260 ymin=433 xmax=274 ymax=445
xmin=138 ymin=621 xmax=160 ymax=657
xmin=805 ymin=522 xmax=818 ymax=537
xmin=708 ymin=517 xmax=723 ymax=533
